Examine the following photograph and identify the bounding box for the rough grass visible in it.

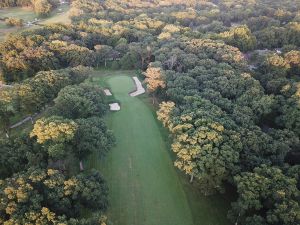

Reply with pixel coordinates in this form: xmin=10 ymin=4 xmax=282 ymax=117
xmin=85 ymin=70 xmax=233 ymax=225
xmin=0 ymin=7 xmax=36 ymax=40
xmin=0 ymin=7 xmax=37 ymax=21
xmin=0 ymin=4 xmax=70 ymax=40
xmin=40 ymin=4 xmax=70 ymax=25
xmin=0 ymin=107 xmax=49 ymax=139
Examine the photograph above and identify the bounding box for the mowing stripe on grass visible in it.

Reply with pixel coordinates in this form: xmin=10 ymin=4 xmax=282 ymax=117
xmin=87 ymin=71 xmax=232 ymax=225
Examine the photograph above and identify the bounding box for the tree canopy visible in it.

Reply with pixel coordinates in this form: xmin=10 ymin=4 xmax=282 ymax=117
xmin=1 ymin=0 xmax=300 ymax=224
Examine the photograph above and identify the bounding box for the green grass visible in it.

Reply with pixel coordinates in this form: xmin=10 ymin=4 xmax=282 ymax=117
xmin=86 ymin=70 xmax=233 ymax=225
xmin=0 ymin=7 xmax=36 ymax=40
xmin=0 ymin=4 xmax=70 ymax=41
xmin=0 ymin=108 xmax=49 ymax=139
xmin=0 ymin=7 xmax=37 ymax=21
xmin=40 ymin=4 xmax=70 ymax=25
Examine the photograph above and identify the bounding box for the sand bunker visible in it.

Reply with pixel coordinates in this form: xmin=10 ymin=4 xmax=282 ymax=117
xmin=130 ymin=77 xmax=145 ymax=97
xmin=104 ymin=89 xmax=112 ymax=96
xmin=109 ymin=103 xmax=121 ymax=111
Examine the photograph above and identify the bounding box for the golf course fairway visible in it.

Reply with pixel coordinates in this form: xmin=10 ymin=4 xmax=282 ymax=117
xmin=87 ymin=71 xmax=231 ymax=225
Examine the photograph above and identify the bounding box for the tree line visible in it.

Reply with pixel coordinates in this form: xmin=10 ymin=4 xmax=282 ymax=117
xmin=0 ymin=75 xmax=115 ymax=224
xmin=0 ymin=0 xmax=299 ymax=224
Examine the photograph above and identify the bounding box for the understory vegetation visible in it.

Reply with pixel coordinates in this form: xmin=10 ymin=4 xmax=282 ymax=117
xmin=0 ymin=0 xmax=300 ymax=224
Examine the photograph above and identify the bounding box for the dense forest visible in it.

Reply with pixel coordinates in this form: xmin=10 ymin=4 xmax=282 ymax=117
xmin=0 ymin=0 xmax=300 ymax=224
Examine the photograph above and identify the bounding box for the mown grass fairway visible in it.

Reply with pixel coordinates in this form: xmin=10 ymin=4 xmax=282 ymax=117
xmin=87 ymin=71 xmax=232 ymax=225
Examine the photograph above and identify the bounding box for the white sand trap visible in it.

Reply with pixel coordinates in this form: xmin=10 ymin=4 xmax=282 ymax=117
xmin=130 ymin=77 xmax=145 ymax=97
xmin=109 ymin=103 xmax=121 ymax=111
xmin=104 ymin=89 xmax=112 ymax=96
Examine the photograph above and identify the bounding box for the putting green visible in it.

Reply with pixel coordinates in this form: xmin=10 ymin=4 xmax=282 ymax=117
xmin=87 ymin=71 xmax=231 ymax=225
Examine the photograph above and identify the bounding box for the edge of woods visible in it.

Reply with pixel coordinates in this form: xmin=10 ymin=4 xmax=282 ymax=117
xmin=83 ymin=68 xmax=235 ymax=225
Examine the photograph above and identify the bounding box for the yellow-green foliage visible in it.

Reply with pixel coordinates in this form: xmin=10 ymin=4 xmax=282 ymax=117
xmin=30 ymin=116 xmax=78 ymax=144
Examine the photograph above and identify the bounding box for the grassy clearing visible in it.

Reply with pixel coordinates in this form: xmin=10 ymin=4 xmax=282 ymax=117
xmin=0 ymin=7 xmax=36 ymax=21
xmin=0 ymin=4 xmax=70 ymax=40
xmin=86 ymin=70 xmax=232 ymax=225
xmin=40 ymin=4 xmax=70 ymax=25
xmin=0 ymin=7 xmax=36 ymax=40
xmin=0 ymin=108 xmax=48 ymax=139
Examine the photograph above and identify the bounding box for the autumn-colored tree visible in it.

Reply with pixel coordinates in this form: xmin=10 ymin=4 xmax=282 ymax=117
xmin=219 ymin=25 xmax=257 ymax=52
xmin=30 ymin=116 xmax=78 ymax=160
xmin=5 ymin=17 xmax=24 ymax=27
xmin=0 ymin=168 xmax=108 ymax=223
xmin=144 ymin=66 xmax=165 ymax=103
xmin=144 ymin=67 xmax=166 ymax=92
xmin=157 ymin=101 xmax=175 ymax=129
xmin=0 ymin=88 xmax=16 ymax=138
xmin=158 ymin=98 xmax=242 ymax=195
xmin=32 ymin=0 xmax=53 ymax=16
